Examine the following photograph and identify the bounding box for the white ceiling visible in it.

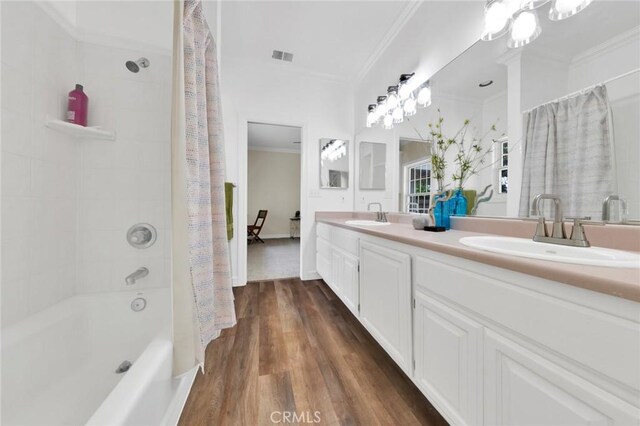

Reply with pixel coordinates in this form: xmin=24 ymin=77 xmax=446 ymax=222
xmin=430 ymin=0 xmax=640 ymax=102
xmin=248 ymin=122 xmax=302 ymax=152
xmin=221 ymin=1 xmax=412 ymax=80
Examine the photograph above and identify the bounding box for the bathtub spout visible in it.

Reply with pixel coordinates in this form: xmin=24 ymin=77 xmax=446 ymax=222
xmin=125 ymin=267 xmax=149 ymax=285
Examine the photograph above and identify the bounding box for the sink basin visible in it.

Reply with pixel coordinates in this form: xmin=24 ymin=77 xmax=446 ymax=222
xmin=459 ymin=236 xmax=640 ymax=268
xmin=345 ymin=220 xmax=391 ymax=227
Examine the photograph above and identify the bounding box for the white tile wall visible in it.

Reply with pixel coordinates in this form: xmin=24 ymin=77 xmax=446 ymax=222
xmin=75 ymin=41 xmax=172 ymax=294
xmin=1 ymin=2 xmax=172 ymax=325
xmin=1 ymin=2 xmax=79 ymax=325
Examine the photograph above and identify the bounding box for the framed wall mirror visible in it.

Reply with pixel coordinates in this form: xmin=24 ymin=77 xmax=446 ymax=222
xmin=391 ymin=1 xmax=639 ymax=223
xmin=359 ymin=141 xmax=386 ymax=190
xmin=319 ymin=138 xmax=349 ymax=189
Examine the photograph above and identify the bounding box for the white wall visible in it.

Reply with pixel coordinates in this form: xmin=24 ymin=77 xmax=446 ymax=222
xmin=247 ymin=149 xmax=300 ymax=237
xmin=221 ymin=56 xmax=354 ymax=284
xmin=76 ymin=41 xmax=172 ymax=294
xmin=1 ymin=1 xmax=79 ymax=325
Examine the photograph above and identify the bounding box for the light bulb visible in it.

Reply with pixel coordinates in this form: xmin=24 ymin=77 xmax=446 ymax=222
xmin=549 ymin=0 xmax=592 ymax=20
xmin=417 ymin=83 xmax=431 ymax=107
xmin=398 ymin=83 xmax=411 ymax=101
xmin=392 ymin=107 xmax=404 ymax=124
xmin=366 ymin=104 xmax=377 ymax=127
xmin=507 ymin=10 xmax=541 ymax=48
xmin=481 ymin=0 xmax=511 ymax=41
xmin=403 ymin=96 xmax=417 ymax=116
xmin=386 ymin=86 xmax=399 ymax=110
xmin=383 ymin=113 xmax=394 ymax=130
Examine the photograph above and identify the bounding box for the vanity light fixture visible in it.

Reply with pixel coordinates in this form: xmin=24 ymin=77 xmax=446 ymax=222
xmin=549 ymin=0 xmax=593 ymax=20
xmin=386 ymin=86 xmax=400 ymax=110
xmin=365 ymin=74 xmax=429 ymax=130
xmin=366 ymin=104 xmax=377 ymax=128
xmin=481 ymin=0 xmax=591 ymax=48
xmin=398 ymin=73 xmax=415 ymax=100
xmin=508 ymin=9 xmax=542 ymax=48
xmin=416 ymin=81 xmax=432 ymax=108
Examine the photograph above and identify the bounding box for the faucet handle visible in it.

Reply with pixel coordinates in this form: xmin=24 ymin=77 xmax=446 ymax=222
xmin=534 ymin=217 xmax=548 ymax=238
xmin=566 ymin=217 xmax=591 ymax=247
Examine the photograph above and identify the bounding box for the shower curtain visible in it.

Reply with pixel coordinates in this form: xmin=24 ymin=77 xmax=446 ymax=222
xmin=171 ymin=0 xmax=236 ymax=374
xmin=519 ymin=85 xmax=615 ymax=220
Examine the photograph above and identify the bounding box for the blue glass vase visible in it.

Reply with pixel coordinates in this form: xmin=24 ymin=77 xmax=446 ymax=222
xmin=433 ymin=192 xmax=451 ymax=229
xmin=449 ymin=188 xmax=467 ymax=217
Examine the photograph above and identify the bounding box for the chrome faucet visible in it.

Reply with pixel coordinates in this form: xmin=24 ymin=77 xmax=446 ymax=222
xmin=530 ymin=194 xmax=591 ymax=247
xmin=367 ymin=202 xmax=387 ymax=222
xmin=532 ymin=194 xmax=566 ymax=239
xmin=125 ymin=267 xmax=149 ymax=285
xmin=602 ymin=195 xmax=627 ymax=222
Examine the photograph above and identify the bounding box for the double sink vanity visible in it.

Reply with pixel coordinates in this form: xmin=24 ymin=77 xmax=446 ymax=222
xmin=315 ymin=212 xmax=640 ymax=425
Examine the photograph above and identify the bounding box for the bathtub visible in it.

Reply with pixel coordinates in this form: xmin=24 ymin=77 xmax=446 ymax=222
xmin=1 ymin=287 xmax=193 ymax=426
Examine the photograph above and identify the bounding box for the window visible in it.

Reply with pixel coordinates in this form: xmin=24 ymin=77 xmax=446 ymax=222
xmin=404 ymin=160 xmax=431 ymax=213
xmin=497 ymin=138 xmax=508 ymax=194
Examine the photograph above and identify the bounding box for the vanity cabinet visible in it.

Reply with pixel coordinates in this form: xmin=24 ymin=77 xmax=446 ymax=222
xmin=415 ymin=252 xmax=640 ymax=425
xmin=316 ymin=222 xmax=640 ymax=425
xmin=359 ymin=241 xmax=412 ymax=375
xmin=316 ymin=223 xmax=359 ymax=316
xmin=413 ymin=290 xmax=483 ymax=425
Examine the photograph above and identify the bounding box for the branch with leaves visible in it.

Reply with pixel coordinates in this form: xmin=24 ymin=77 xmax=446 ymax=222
xmin=450 ymin=119 xmax=502 ymax=190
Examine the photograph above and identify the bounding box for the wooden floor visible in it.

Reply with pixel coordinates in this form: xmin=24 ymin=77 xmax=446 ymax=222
xmin=179 ymin=278 xmax=448 ymax=426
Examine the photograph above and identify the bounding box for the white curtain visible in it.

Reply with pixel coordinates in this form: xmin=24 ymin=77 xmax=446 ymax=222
xmin=519 ymin=85 xmax=615 ymax=220
xmin=171 ymin=0 xmax=236 ymax=374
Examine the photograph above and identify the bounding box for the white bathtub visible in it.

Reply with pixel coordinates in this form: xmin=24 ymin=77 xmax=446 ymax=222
xmin=0 ymin=288 xmax=191 ymax=426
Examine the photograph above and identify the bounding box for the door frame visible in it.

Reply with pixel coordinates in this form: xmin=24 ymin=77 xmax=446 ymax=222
xmin=237 ymin=114 xmax=306 ymax=285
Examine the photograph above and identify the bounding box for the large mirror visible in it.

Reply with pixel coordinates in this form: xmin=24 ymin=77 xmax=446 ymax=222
xmin=359 ymin=141 xmax=386 ymax=190
xmin=320 ymin=138 xmax=349 ymax=189
xmin=393 ymin=1 xmax=639 ymax=223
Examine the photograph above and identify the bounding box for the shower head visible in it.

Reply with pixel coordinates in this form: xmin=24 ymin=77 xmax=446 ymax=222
xmin=125 ymin=57 xmax=150 ymax=73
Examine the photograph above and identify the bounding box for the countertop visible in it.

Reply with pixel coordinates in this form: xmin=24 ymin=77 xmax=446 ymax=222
xmin=316 ymin=214 xmax=640 ymax=303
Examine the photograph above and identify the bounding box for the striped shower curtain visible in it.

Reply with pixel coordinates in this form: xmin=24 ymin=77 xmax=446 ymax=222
xmin=172 ymin=0 xmax=236 ymax=372
xmin=519 ymin=85 xmax=615 ymax=220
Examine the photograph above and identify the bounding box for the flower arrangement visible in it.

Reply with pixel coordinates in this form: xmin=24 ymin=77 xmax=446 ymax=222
xmin=426 ymin=109 xmax=502 ymax=191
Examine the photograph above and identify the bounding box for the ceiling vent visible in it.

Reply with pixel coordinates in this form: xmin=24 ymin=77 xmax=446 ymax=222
xmin=272 ymin=50 xmax=294 ymax=62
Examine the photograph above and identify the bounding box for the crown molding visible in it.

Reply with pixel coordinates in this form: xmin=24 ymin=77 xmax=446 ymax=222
xmin=571 ymin=26 xmax=640 ymax=67
xmin=352 ymin=1 xmax=424 ymax=84
xmin=248 ymin=146 xmax=301 ymax=155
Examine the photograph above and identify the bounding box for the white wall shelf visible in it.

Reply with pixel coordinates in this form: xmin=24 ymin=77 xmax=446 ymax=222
xmin=45 ymin=118 xmax=116 ymax=141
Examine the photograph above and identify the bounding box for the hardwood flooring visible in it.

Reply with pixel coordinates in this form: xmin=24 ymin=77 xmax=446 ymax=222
xmin=178 ymin=278 xmax=448 ymax=426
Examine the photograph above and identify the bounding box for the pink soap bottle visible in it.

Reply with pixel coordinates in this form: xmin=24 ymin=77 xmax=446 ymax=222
xmin=67 ymin=84 xmax=88 ymax=126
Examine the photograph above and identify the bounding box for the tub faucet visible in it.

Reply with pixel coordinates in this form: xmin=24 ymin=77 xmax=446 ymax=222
xmin=125 ymin=267 xmax=149 ymax=285
xmin=367 ymin=202 xmax=387 ymax=222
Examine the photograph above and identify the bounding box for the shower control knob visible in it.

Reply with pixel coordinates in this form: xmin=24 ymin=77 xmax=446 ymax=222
xmin=127 ymin=223 xmax=157 ymax=249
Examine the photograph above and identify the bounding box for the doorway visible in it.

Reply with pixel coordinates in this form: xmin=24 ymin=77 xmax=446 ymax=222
xmin=246 ymin=122 xmax=302 ymax=281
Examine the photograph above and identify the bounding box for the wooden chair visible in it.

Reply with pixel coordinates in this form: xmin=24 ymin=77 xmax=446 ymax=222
xmin=247 ymin=210 xmax=268 ymax=244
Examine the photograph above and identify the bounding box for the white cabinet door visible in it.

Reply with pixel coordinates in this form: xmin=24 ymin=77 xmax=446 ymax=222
xmin=484 ymin=329 xmax=638 ymax=425
xmin=340 ymin=253 xmax=359 ymax=315
xmin=329 ymin=250 xmax=342 ymax=294
xmin=414 ymin=291 xmax=483 ymax=425
xmin=316 ymin=236 xmax=331 ymax=283
xmin=359 ymin=240 xmax=412 ymax=374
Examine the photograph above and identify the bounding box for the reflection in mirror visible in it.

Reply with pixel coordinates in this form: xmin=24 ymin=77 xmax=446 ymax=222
xmin=359 ymin=142 xmax=386 ymax=190
xmin=399 ymin=139 xmax=431 ymax=213
xmin=319 ymin=138 xmax=349 ymax=189
xmin=393 ymin=0 xmax=639 ymax=223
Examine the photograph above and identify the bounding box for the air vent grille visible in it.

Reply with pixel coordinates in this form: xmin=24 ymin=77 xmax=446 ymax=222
xmin=272 ymin=50 xmax=293 ymax=62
